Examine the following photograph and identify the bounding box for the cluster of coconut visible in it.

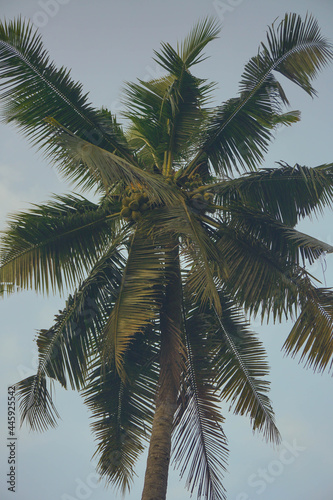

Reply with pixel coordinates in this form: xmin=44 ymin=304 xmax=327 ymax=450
xmin=120 ymin=189 xmax=150 ymax=221
xmin=181 ymin=174 xmax=215 ymax=213
xmin=183 ymin=173 xmax=203 ymax=191
xmin=189 ymin=190 xmax=214 ymax=213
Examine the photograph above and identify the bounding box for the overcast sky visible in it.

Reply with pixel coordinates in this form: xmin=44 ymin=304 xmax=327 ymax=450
xmin=0 ymin=1 xmax=333 ymax=499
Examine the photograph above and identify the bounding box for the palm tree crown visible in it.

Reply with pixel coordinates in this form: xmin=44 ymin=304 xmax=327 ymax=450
xmin=0 ymin=13 xmax=333 ymax=500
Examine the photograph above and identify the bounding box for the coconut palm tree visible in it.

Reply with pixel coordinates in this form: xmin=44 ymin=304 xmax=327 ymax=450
xmin=0 ymin=13 xmax=333 ymax=500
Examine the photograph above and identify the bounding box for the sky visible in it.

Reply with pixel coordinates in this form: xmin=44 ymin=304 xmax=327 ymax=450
xmin=0 ymin=0 xmax=333 ymax=499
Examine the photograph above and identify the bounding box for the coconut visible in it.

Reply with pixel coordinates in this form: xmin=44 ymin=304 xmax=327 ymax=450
xmin=120 ymin=207 xmax=132 ymax=218
xmin=129 ymin=200 xmax=139 ymax=210
xmin=122 ymin=196 xmax=131 ymax=207
xmin=204 ymin=192 xmax=214 ymax=202
xmin=136 ymin=194 xmax=145 ymax=206
xmin=131 ymin=211 xmax=141 ymax=221
xmin=192 ymin=193 xmax=204 ymax=201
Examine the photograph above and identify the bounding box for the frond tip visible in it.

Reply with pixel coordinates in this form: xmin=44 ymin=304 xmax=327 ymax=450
xmin=266 ymin=12 xmax=333 ymax=96
xmin=16 ymin=375 xmax=60 ymax=431
xmin=283 ymin=287 xmax=333 ymax=373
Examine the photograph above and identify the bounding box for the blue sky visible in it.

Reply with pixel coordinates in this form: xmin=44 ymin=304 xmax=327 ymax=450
xmin=0 ymin=1 xmax=333 ymax=499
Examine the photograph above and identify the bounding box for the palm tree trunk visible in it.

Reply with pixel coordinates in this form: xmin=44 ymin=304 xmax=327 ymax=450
xmin=141 ymin=244 xmax=182 ymax=500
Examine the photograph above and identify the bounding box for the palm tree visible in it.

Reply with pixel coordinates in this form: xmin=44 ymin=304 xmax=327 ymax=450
xmin=0 ymin=13 xmax=333 ymax=500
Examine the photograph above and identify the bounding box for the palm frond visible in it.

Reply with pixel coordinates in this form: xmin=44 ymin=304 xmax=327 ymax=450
xmin=167 ymin=72 xmax=213 ymax=163
xmin=260 ymin=12 xmax=333 ymax=97
xmin=154 ymin=17 xmax=220 ymax=73
xmin=181 ymin=201 xmax=224 ymax=315
xmin=172 ymin=299 xmax=228 ymax=500
xmin=49 ymin=122 xmax=178 ymax=204
xmin=213 ymin=221 xmax=300 ymax=321
xmin=139 ymin=202 xmax=226 ymax=315
xmin=213 ymin=162 xmax=333 ymax=227
xmin=125 ymin=72 xmax=213 ymax=170
xmin=129 ymin=18 xmax=219 ymax=171
xmin=0 ymin=18 xmax=132 ymax=162
xmin=188 ymin=13 xmax=333 ymax=176
xmin=178 ymin=17 xmax=221 ymax=68
xmin=283 ymin=286 xmax=333 ymax=374
xmin=201 ymin=74 xmax=293 ymax=175
xmin=0 ymin=194 xmax=117 ymax=294
xmin=219 ymin=202 xmax=333 ymax=266
xmin=83 ymin=327 xmax=159 ymax=494
xmin=15 ymin=375 xmax=60 ymax=431
xmin=211 ymin=296 xmax=280 ymax=443
xmin=123 ymin=76 xmax=174 ymax=168
xmin=15 ymin=240 xmax=126 ymax=431
xmin=103 ymin=230 xmax=171 ymax=376
xmin=35 ymin=241 xmax=125 ymax=388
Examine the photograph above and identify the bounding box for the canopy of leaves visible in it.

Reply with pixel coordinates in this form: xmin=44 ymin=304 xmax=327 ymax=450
xmin=0 ymin=13 xmax=332 ymax=500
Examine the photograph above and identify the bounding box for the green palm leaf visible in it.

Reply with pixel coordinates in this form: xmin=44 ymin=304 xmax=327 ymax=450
xmin=219 ymin=202 xmax=333 ymax=266
xmin=15 ymin=240 xmax=126 ymax=430
xmin=213 ymin=162 xmax=333 ymax=227
xmin=178 ymin=17 xmax=221 ymax=68
xmin=181 ymin=201 xmax=224 ymax=314
xmin=211 ymin=295 xmax=280 ymax=442
xmin=283 ymin=285 xmax=333 ymax=373
xmin=49 ymin=123 xmax=179 ymax=204
xmin=125 ymin=72 xmax=213 ymax=171
xmin=124 ymin=77 xmax=172 ymax=170
xmin=260 ymin=12 xmax=333 ymax=96
xmin=173 ymin=300 xmax=228 ymax=500
xmin=139 ymin=201 xmax=228 ymax=316
xmin=0 ymin=18 xmax=132 ymax=162
xmin=129 ymin=18 xmax=220 ymax=174
xmin=188 ymin=13 xmax=333 ymax=176
xmin=200 ymin=75 xmax=295 ymax=175
xmin=166 ymin=71 xmax=213 ymax=166
xmin=103 ymin=230 xmax=172 ymax=376
xmin=36 ymin=241 xmax=125 ymax=388
xmin=83 ymin=327 xmax=159 ymax=494
xmin=0 ymin=194 xmax=118 ymax=294
xmin=214 ymin=221 xmax=300 ymax=321
xmin=15 ymin=375 xmax=60 ymax=431
xmin=154 ymin=17 xmax=220 ymax=73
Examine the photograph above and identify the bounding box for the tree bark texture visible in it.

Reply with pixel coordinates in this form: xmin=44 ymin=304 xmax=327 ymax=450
xmin=141 ymin=244 xmax=182 ymax=500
